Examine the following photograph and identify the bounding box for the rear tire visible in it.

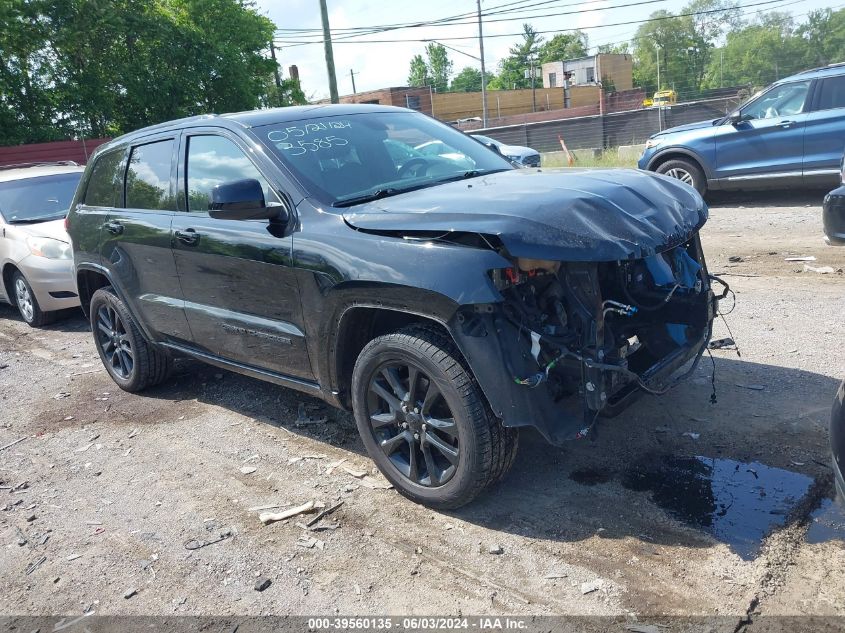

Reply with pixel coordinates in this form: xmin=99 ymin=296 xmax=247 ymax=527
xmin=89 ymin=286 xmax=171 ymax=392
xmin=12 ymin=271 xmax=54 ymax=328
xmin=655 ymin=158 xmax=706 ymax=196
xmin=351 ymin=324 xmax=517 ymax=509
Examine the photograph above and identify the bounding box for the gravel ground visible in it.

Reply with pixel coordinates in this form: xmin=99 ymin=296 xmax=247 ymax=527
xmin=1 ymin=189 xmax=844 ymax=628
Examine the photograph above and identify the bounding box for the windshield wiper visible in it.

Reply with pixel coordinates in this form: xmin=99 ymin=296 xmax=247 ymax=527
xmin=332 ymin=188 xmax=406 ymax=208
xmin=432 ymin=168 xmax=510 ymax=185
xmin=8 ymin=211 xmax=67 ymax=224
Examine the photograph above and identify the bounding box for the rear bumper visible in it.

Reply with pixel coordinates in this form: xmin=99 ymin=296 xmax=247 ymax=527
xmin=823 ymin=185 xmax=845 ymax=246
xmin=18 ymin=255 xmax=79 ymax=312
xmin=832 ymin=380 xmax=845 ymax=501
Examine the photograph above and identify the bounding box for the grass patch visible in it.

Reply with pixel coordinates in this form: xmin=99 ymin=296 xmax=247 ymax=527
xmin=541 ymin=148 xmax=639 ymax=169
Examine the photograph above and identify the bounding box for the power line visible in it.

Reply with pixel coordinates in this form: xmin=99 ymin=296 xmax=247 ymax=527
xmin=274 ymin=0 xmax=806 ymax=47
xmin=274 ymin=0 xmax=634 ymax=40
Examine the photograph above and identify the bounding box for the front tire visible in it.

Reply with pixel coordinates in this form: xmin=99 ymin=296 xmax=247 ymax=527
xmin=89 ymin=286 xmax=171 ymax=392
xmin=351 ymin=325 xmax=517 ymax=509
xmin=655 ymin=158 xmax=707 ymax=196
xmin=12 ymin=271 xmax=54 ymax=327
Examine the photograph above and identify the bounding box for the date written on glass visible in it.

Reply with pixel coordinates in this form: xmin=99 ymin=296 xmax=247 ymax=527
xmin=267 ymin=120 xmax=352 ymax=143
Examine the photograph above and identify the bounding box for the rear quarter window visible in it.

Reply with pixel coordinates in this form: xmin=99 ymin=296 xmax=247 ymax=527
xmin=84 ymin=150 xmax=123 ymax=207
xmin=816 ymin=75 xmax=845 ymax=111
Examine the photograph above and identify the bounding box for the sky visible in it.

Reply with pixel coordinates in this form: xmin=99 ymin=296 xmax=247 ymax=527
xmin=254 ymin=0 xmax=837 ymax=101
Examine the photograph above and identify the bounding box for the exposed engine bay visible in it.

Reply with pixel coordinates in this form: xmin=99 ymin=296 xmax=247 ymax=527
xmin=454 ymin=235 xmax=718 ymax=442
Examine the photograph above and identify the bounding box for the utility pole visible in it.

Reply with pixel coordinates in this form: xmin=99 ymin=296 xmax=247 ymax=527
xmin=655 ymin=43 xmax=661 ymax=91
xmin=476 ymin=0 xmax=488 ymax=127
xmin=350 ymin=69 xmax=358 ymax=94
xmin=319 ymin=0 xmax=339 ymax=103
xmin=270 ymin=42 xmax=282 ymax=90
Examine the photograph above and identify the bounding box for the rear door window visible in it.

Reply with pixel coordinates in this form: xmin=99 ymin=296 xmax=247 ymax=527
xmin=185 ymin=135 xmax=280 ymax=212
xmin=125 ymin=139 xmax=176 ymax=210
xmin=816 ymin=75 xmax=845 ymax=111
xmin=84 ymin=150 xmax=123 ymax=207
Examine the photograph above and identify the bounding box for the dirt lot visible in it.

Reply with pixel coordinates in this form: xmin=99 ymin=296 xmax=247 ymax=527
xmin=2 ymin=190 xmax=845 ymax=628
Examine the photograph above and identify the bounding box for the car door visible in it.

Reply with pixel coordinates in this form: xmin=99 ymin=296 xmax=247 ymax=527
xmin=172 ymin=130 xmax=312 ymax=380
xmin=713 ymin=80 xmax=812 ymax=186
xmin=803 ymin=74 xmax=845 ymax=187
xmin=100 ymin=136 xmax=192 ymax=343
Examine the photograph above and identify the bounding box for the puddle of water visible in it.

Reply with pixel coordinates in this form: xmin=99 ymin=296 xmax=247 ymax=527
xmin=620 ymin=456 xmax=813 ymax=560
xmin=806 ymin=497 xmax=845 ymax=544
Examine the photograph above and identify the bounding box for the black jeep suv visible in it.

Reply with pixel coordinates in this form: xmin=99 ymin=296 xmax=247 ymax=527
xmin=67 ymin=104 xmax=717 ymax=508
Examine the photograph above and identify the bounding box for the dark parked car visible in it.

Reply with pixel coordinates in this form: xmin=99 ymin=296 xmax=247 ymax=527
xmin=67 ymin=104 xmax=718 ymax=508
xmin=639 ymin=63 xmax=845 ymax=195
xmin=823 ymin=154 xmax=845 ymax=245
xmin=824 ymin=154 xmax=845 ymax=501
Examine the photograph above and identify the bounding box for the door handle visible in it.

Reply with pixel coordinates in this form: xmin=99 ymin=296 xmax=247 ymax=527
xmin=104 ymin=221 xmax=124 ymax=235
xmin=778 ymin=120 xmax=795 ymax=128
xmin=175 ymin=229 xmax=200 ymax=246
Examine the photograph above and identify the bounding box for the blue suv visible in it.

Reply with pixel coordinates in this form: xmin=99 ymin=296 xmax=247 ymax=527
xmin=639 ymin=63 xmax=845 ymax=195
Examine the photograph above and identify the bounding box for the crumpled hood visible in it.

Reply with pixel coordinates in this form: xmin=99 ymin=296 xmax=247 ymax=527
xmin=15 ymin=219 xmax=70 ymax=242
xmin=343 ymin=169 xmax=708 ymax=261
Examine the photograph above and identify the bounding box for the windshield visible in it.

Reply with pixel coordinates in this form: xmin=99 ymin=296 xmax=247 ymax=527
xmin=255 ymin=111 xmax=513 ymax=206
xmin=0 ymin=172 xmax=82 ymax=223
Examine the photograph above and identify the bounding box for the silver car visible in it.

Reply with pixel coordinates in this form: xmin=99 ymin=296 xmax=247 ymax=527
xmin=471 ymin=134 xmax=541 ymax=168
xmin=0 ymin=163 xmax=84 ymax=326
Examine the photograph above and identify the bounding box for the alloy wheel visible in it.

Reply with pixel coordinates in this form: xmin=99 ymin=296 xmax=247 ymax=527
xmin=14 ymin=278 xmax=34 ymax=322
xmin=665 ymin=167 xmax=694 ymax=186
xmin=95 ymin=304 xmax=134 ymax=379
xmin=365 ymin=362 xmax=460 ymax=487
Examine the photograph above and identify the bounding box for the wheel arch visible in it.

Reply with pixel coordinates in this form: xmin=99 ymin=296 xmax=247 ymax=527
xmin=1 ymin=262 xmax=21 ymax=303
xmin=76 ymin=265 xmax=113 ymax=317
xmin=332 ymin=305 xmax=456 ymax=409
xmin=647 ymin=148 xmax=713 ymax=181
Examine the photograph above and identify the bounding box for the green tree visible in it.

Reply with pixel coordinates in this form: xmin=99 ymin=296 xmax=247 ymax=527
xmin=449 ymin=66 xmax=483 ymax=92
xmin=537 ymin=31 xmax=589 ymax=63
xmin=1 ymin=0 xmax=282 ymax=145
xmin=489 ymin=23 xmax=543 ymax=90
xmin=426 ymin=43 xmax=453 ymax=93
xmin=407 ymin=44 xmax=452 ymax=91
xmin=597 ymin=42 xmax=631 ymax=55
xmin=407 ymin=54 xmax=430 ymax=87
xmin=632 ymin=0 xmax=739 ymax=99
xmin=703 ymin=13 xmax=808 ymax=89
xmin=798 ymin=8 xmax=845 ymax=68
xmin=0 ymin=0 xmax=64 ymax=144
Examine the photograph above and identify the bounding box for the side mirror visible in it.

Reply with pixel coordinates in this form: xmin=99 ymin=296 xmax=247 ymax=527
xmin=726 ymin=111 xmax=743 ymax=125
xmin=209 ymin=178 xmax=280 ymax=221
xmin=484 ymin=141 xmax=502 ymax=155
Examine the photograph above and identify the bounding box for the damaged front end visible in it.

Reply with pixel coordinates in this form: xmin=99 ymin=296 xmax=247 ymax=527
xmin=450 ymin=235 xmax=717 ymax=444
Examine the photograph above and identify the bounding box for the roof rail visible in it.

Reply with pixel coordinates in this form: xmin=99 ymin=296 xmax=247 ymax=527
xmin=0 ymin=160 xmax=79 ymax=171
xmin=796 ymin=61 xmax=845 ymax=75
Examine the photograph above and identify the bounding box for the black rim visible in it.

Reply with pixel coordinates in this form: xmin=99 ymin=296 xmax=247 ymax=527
xmin=365 ymin=361 xmax=460 ymax=487
xmin=95 ymin=304 xmax=134 ymax=379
